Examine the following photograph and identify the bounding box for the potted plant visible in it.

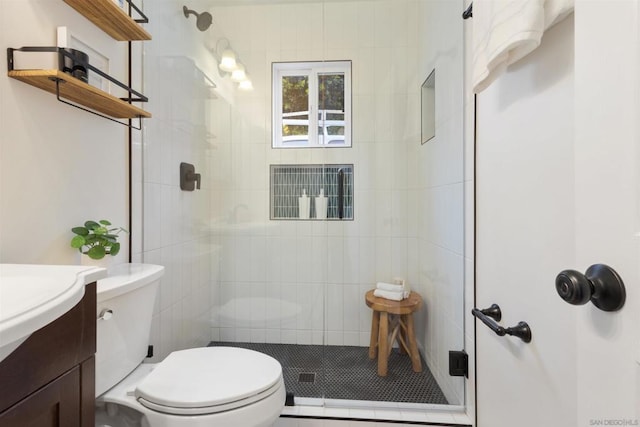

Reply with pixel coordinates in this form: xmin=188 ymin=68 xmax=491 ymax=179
xmin=70 ymin=220 xmax=127 ymax=260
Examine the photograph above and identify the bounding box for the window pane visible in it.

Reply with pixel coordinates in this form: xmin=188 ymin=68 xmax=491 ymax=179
xmin=273 ymin=62 xmax=351 ymax=148
xmin=318 ymin=73 xmax=345 ymax=144
xmin=282 ymin=75 xmax=309 ymax=144
xmin=318 ymin=73 xmax=344 ymax=111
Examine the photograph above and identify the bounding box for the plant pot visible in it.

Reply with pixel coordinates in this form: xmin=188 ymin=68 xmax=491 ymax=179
xmin=77 ymin=253 xmax=115 ymax=270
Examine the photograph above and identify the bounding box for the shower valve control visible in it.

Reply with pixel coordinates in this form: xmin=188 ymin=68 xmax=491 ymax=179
xmin=555 ymin=264 xmax=626 ymax=312
xmin=180 ymin=162 xmax=201 ymax=191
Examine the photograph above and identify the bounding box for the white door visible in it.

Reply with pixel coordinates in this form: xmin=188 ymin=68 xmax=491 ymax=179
xmin=475 ymin=2 xmax=639 ymax=427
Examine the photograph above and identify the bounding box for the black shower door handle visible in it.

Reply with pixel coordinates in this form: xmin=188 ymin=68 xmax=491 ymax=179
xmin=472 ymin=304 xmax=532 ymax=343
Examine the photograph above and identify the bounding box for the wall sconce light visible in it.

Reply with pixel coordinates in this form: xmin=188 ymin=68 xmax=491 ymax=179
xmin=219 ymin=49 xmax=237 ymax=72
xmin=230 ymin=63 xmax=246 ymax=82
xmin=238 ymin=79 xmax=253 ymax=90
xmin=212 ymin=38 xmax=253 ymax=90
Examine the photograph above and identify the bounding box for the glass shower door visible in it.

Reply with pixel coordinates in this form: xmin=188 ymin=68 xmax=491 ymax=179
xmin=208 ymin=0 xmax=465 ymax=413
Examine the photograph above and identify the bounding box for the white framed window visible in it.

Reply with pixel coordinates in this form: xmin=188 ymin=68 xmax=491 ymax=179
xmin=272 ymin=61 xmax=352 ymax=148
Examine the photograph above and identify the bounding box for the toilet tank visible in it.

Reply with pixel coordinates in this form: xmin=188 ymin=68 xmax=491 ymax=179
xmin=95 ymin=263 xmax=164 ymax=397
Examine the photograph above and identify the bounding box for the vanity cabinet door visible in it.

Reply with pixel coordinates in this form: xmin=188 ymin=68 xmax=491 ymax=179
xmin=0 ymin=366 xmax=81 ymax=427
xmin=0 ymin=283 xmax=96 ymax=427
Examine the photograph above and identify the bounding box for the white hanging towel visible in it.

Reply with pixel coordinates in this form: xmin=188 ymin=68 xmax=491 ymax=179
xmin=544 ymin=0 xmax=575 ymax=29
xmin=472 ymin=0 xmax=574 ymax=93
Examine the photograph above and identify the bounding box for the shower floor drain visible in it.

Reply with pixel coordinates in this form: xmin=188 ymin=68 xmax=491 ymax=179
xmin=298 ymin=373 xmax=316 ymax=383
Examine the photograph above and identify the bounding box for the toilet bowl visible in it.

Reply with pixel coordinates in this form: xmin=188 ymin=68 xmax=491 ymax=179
xmin=95 ymin=263 xmax=285 ymax=427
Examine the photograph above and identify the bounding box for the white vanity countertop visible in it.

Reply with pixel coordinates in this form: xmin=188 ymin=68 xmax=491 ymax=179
xmin=0 ymin=264 xmax=108 ymax=363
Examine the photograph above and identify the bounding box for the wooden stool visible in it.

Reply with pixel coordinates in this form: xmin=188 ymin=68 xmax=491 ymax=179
xmin=365 ymin=289 xmax=423 ymax=377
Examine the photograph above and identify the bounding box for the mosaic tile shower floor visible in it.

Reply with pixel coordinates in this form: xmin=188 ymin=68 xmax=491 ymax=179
xmin=208 ymin=342 xmax=448 ymax=405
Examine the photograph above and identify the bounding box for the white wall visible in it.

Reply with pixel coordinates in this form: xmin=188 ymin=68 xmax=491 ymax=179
xmin=0 ymin=0 xmax=129 ymax=265
xmin=574 ymin=2 xmax=640 ymax=424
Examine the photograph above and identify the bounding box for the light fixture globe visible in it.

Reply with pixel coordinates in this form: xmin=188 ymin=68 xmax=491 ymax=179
xmin=219 ymin=49 xmax=237 ymax=72
xmin=238 ymin=79 xmax=253 ymax=90
xmin=231 ymin=64 xmax=247 ymax=82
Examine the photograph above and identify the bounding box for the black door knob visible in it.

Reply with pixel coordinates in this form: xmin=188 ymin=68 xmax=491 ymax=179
xmin=555 ymin=264 xmax=626 ymax=312
xmin=555 ymin=270 xmax=592 ymax=306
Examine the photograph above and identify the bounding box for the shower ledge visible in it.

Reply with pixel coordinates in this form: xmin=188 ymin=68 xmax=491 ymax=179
xmin=208 ymin=219 xmax=278 ymax=235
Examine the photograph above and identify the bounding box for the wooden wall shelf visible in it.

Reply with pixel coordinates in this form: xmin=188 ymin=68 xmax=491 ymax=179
xmin=8 ymin=69 xmax=151 ymax=119
xmin=63 ymin=0 xmax=151 ymax=41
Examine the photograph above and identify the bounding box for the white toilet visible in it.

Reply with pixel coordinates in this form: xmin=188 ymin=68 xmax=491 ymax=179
xmin=94 ymin=263 xmax=286 ymax=427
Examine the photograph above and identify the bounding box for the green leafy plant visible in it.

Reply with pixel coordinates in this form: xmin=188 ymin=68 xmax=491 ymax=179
xmin=70 ymin=220 xmax=128 ymax=260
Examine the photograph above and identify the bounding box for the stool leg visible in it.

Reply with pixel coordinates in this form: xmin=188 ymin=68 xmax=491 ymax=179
xmin=388 ymin=316 xmax=401 ymax=357
xmin=369 ymin=311 xmax=380 ymax=359
xmin=396 ymin=318 xmax=411 ymax=354
xmin=405 ymin=314 xmax=422 ymax=373
xmin=378 ymin=312 xmax=389 ymax=376
xmin=398 ymin=318 xmax=408 ymax=354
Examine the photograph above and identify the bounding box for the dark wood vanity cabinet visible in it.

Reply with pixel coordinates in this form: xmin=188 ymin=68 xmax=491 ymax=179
xmin=0 ymin=283 xmax=96 ymax=427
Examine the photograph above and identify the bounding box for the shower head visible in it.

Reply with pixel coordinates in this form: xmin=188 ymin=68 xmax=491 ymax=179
xmin=183 ymin=5 xmax=213 ymax=32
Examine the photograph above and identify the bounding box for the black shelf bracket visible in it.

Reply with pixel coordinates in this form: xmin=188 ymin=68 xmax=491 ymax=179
xmin=8 ymin=47 xmax=148 ymax=130
xmin=125 ymin=0 xmax=149 ymax=24
xmin=52 ymin=78 xmax=143 ymax=130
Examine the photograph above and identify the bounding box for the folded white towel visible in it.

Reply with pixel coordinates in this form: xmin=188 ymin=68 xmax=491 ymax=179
xmin=376 ymin=282 xmax=405 ymax=292
xmin=373 ymin=289 xmax=409 ymax=301
xmin=472 ymin=0 xmax=574 ymax=93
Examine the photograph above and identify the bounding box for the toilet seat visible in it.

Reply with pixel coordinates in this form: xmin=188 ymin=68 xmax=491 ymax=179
xmin=134 ymin=347 xmax=283 ymax=416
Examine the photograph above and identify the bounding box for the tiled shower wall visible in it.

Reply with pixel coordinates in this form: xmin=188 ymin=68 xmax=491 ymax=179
xmin=409 ymin=1 xmax=465 ymax=405
xmin=132 ymin=0 xmax=217 ymax=362
xmin=209 ymin=1 xmax=419 ymax=348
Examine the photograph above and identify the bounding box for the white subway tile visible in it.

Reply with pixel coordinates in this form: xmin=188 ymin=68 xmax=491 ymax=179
xmin=343 ymin=285 xmax=361 ymax=332
xmin=327 ymin=283 xmax=345 ymax=331
xmin=236 ymin=328 xmax=251 ymax=342
xmin=281 ymin=329 xmax=297 ymax=345
xmin=374 ymin=237 xmax=392 ymax=283
xmin=266 ymin=329 xmax=281 ymax=344
xmin=343 ymin=237 xmax=360 ymax=284
xmin=220 ymin=328 xmax=235 ymax=343
xmin=327 ymin=237 xmax=344 ymax=284
xmin=250 ymin=329 xmax=266 ymax=343
xmin=358 ymin=237 xmax=376 ymax=284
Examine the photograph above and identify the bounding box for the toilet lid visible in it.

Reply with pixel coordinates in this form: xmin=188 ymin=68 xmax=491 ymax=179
xmin=135 ymin=347 xmax=283 ymax=415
